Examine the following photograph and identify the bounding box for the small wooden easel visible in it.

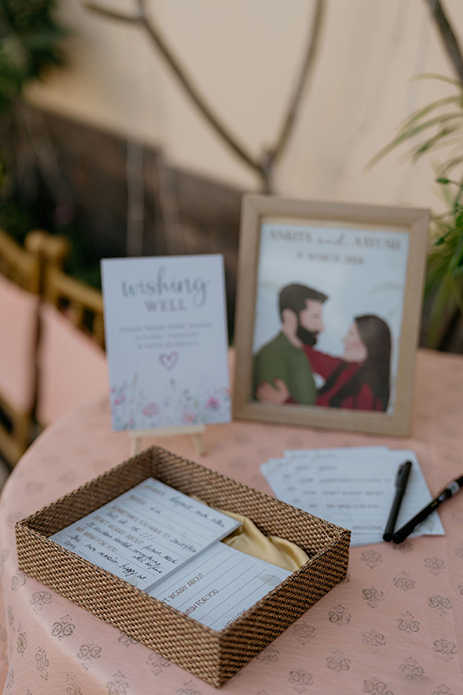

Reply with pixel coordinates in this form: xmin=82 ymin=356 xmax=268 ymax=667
xmin=129 ymin=424 xmax=206 ymax=457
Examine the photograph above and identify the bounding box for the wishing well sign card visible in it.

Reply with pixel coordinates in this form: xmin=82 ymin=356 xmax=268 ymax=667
xmin=101 ymin=255 xmax=230 ymax=431
xmin=50 ymin=478 xmax=240 ymax=591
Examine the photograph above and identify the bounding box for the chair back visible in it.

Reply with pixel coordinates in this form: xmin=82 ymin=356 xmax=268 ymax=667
xmin=36 ymin=303 xmax=108 ymax=427
xmin=0 ymin=229 xmax=108 ymax=451
xmin=0 ymin=229 xmax=41 ymax=293
xmin=44 ymin=266 xmax=105 ymax=349
xmin=0 ymin=233 xmax=41 ymax=464
xmin=35 ymin=237 xmax=107 ymax=425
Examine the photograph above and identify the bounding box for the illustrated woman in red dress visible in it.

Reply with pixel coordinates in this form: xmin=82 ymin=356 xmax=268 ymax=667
xmin=256 ymin=315 xmax=391 ymax=412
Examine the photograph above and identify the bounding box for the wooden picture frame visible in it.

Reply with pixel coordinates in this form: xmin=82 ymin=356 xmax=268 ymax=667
xmin=233 ymin=196 xmax=429 ymax=436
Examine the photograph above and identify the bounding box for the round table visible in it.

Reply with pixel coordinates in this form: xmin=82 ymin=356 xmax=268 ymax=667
xmin=1 ymin=349 xmax=462 ymax=694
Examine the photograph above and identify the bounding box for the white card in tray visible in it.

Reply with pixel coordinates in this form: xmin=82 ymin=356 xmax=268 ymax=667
xmin=50 ymin=478 xmax=241 ymax=591
xmin=149 ymin=542 xmax=292 ymax=631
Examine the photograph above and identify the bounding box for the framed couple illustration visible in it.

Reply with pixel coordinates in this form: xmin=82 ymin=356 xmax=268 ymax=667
xmin=233 ymin=196 xmax=429 ymax=436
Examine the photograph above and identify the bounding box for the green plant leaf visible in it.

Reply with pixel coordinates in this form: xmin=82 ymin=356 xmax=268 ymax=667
xmin=400 ymin=112 xmax=463 ymax=139
xmin=411 ymin=72 xmax=463 ymax=88
xmin=367 ymin=96 xmax=463 ymax=169
xmin=426 ymin=274 xmax=457 ymax=347
xmin=435 ymin=232 xmax=451 ymax=246
xmin=397 ymin=95 xmax=461 ymax=131
xmin=410 ymin=127 xmax=461 ymax=160
xmin=441 ymin=156 xmax=463 ymax=174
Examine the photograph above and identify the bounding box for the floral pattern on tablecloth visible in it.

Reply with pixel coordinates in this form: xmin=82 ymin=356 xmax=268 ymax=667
xmin=0 ymin=350 xmax=462 ymax=693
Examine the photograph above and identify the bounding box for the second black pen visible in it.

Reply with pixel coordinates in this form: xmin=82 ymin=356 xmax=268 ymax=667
xmin=392 ymin=474 xmax=463 ymax=544
xmin=383 ymin=460 xmax=412 ymax=542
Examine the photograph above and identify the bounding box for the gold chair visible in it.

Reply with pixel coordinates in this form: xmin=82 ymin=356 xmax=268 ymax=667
xmin=27 ymin=233 xmax=107 ymax=427
xmin=0 ymin=229 xmax=107 ymax=463
xmin=43 ymin=266 xmax=105 ymax=349
xmin=0 ymin=231 xmax=41 ymax=465
xmin=0 ymin=229 xmax=41 ymax=293
xmin=25 ymin=231 xmax=105 ymax=350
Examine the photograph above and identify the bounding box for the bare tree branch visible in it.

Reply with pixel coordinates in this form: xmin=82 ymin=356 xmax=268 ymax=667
xmin=425 ymin=0 xmax=463 ymax=83
xmin=267 ymin=0 xmax=326 ymax=166
xmin=85 ymin=0 xmax=263 ymax=177
xmin=84 ymin=3 xmax=142 ymax=24
xmin=84 ymin=1 xmax=327 ymax=192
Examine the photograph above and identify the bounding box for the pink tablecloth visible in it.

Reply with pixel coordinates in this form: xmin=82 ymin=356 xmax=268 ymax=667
xmin=0 ymin=349 xmax=462 ymax=694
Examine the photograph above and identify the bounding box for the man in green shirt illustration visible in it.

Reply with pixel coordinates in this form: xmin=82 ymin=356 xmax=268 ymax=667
xmin=253 ymin=284 xmax=328 ymax=406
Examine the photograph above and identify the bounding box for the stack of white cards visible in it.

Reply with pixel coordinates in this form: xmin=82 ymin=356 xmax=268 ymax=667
xmin=51 ymin=478 xmax=291 ymax=631
xmin=260 ymin=447 xmax=445 ymax=546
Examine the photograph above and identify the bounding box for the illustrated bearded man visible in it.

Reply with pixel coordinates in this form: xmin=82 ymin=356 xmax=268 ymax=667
xmin=253 ymin=283 xmax=328 ymax=405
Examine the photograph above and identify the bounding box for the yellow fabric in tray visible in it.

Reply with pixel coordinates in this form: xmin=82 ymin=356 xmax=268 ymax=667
xmin=220 ymin=509 xmax=309 ymax=572
xmin=192 ymin=497 xmax=309 ymax=572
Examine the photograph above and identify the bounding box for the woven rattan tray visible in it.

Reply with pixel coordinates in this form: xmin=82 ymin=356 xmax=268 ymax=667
xmin=16 ymin=446 xmax=350 ymax=688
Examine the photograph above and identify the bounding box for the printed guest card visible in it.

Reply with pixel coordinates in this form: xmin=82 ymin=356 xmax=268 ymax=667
xmin=101 ymin=255 xmax=231 ymax=431
xmin=149 ymin=542 xmax=291 ymax=631
xmin=260 ymin=448 xmax=445 ymax=546
xmin=50 ymin=478 xmax=241 ymax=591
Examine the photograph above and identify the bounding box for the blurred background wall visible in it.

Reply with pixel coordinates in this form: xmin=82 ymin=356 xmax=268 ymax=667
xmin=24 ymin=0 xmax=462 ymax=206
xmin=3 ymin=0 xmax=463 ymax=345
xmin=1 ymin=0 xmax=463 ymax=473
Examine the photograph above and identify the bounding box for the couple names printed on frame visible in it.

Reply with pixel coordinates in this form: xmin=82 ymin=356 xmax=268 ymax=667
xmin=233 ymin=196 xmax=429 ymax=436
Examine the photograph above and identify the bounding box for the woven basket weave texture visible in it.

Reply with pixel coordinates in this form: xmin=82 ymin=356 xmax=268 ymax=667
xmin=16 ymin=446 xmax=350 ymax=688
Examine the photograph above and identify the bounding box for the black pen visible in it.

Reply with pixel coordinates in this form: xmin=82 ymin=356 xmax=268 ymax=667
xmin=383 ymin=460 xmax=412 ymax=542
xmin=392 ymin=474 xmax=463 ymax=544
